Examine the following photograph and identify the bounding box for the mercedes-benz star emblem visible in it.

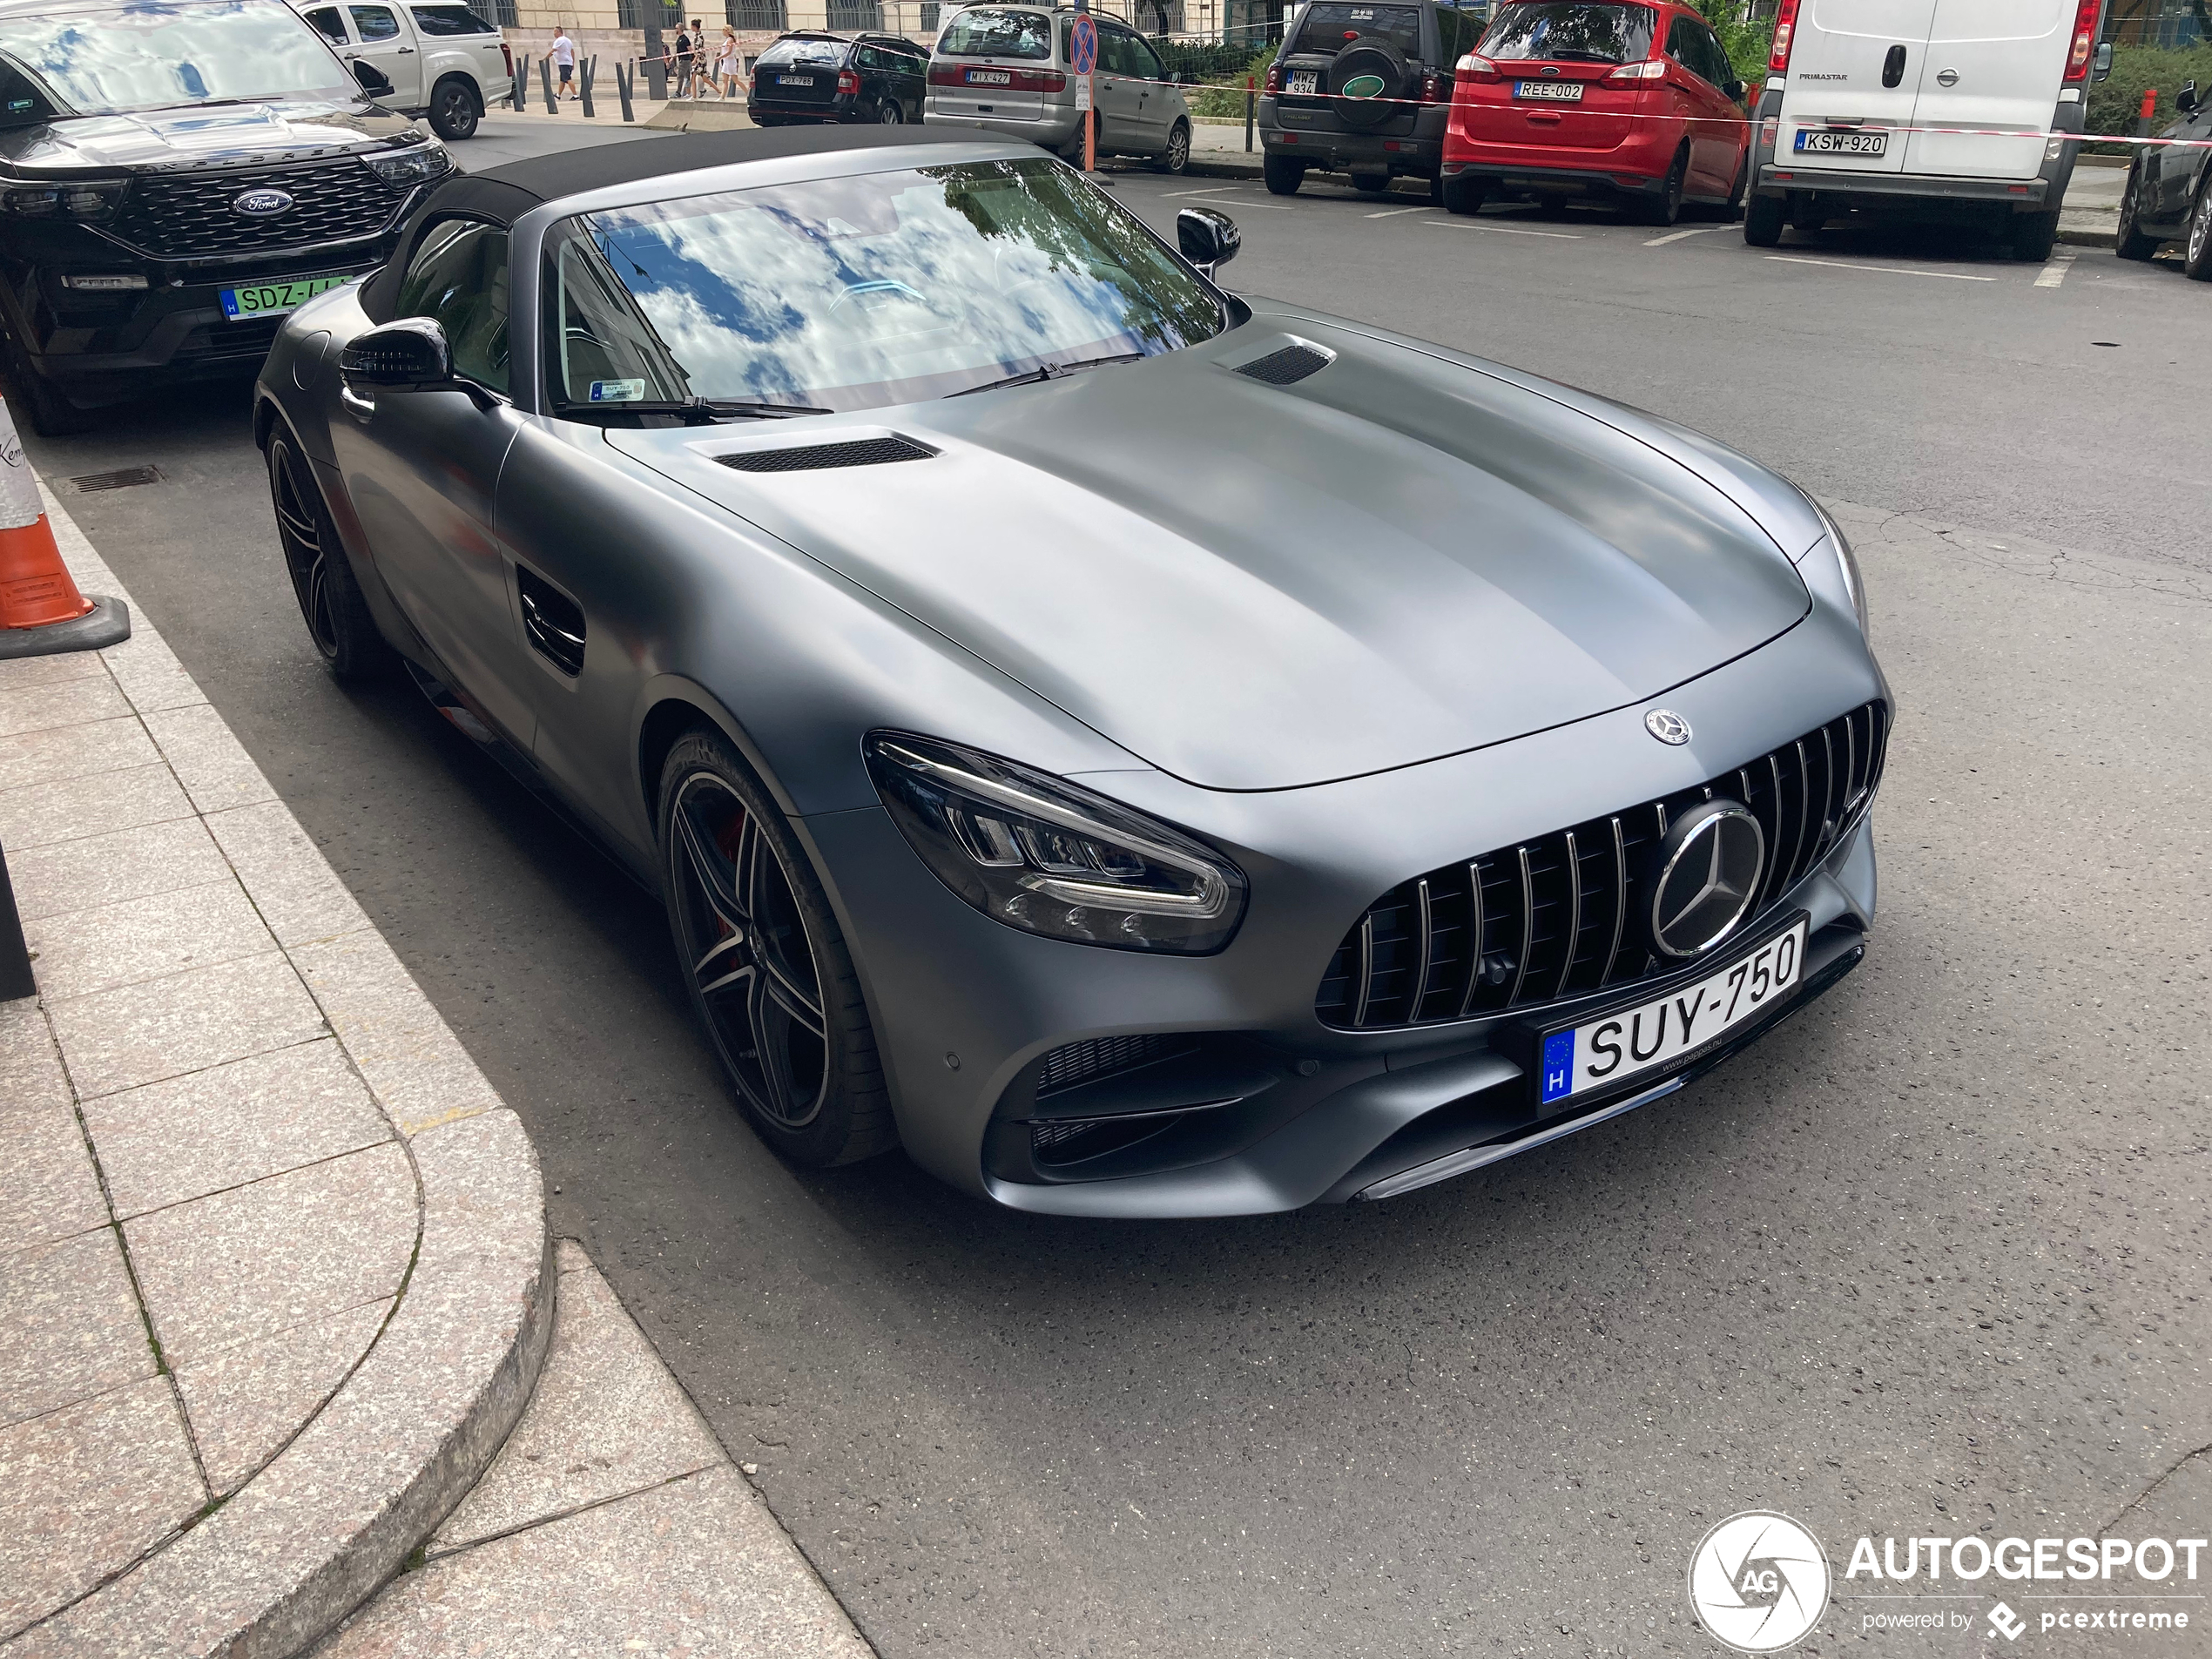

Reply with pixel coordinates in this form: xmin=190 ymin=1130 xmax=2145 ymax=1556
xmin=1645 ymin=708 xmax=1692 ymax=745
xmin=1649 ymin=800 xmax=1765 ymax=958
xmin=232 ymin=187 xmax=295 ymax=219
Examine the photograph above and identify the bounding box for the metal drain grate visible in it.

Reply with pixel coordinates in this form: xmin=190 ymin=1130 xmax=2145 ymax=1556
xmin=67 ymin=466 xmax=164 ymax=493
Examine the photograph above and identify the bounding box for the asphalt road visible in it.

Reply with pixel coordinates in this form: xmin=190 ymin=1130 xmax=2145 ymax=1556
xmin=18 ymin=126 xmax=2212 ymax=1657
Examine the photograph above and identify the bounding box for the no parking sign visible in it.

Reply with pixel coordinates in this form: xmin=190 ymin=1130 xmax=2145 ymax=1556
xmin=1070 ymin=9 xmax=1096 ymax=162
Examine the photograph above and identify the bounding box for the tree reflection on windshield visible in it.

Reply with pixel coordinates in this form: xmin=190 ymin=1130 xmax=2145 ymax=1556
xmin=549 ymin=158 xmax=1225 ymax=414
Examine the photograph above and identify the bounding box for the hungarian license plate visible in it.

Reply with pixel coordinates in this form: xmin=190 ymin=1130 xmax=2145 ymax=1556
xmin=777 ymin=73 xmax=813 ymax=85
xmin=1535 ymin=915 xmax=1810 ymax=1108
xmin=1515 ymin=78 xmax=1584 ymax=101
xmin=219 ymin=274 xmax=351 ymax=321
xmin=1288 ymin=69 xmax=1319 ymax=95
xmin=967 ymin=68 xmax=1010 ymax=84
xmin=1796 ymin=127 xmax=1887 ymax=155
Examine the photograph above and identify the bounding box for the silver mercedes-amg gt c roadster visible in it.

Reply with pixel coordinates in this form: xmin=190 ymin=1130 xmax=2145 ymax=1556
xmin=255 ymin=126 xmax=1888 ymax=1217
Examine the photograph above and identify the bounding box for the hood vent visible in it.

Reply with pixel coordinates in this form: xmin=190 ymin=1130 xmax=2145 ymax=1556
xmin=716 ymin=435 xmax=938 ymax=474
xmin=1234 ymin=342 xmax=1333 ymax=387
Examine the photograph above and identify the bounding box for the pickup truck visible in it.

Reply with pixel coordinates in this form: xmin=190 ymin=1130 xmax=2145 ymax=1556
xmin=295 ymin=0 xmax=512 ymax=139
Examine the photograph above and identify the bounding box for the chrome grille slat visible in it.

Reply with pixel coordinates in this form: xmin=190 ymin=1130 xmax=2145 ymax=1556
xmin=1314 ymin=700 xmax=1889 ymax=1031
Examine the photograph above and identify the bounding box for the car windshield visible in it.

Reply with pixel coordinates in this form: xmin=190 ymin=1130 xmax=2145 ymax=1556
xmin=755 ymin=36 xmax=847 ymax=68
xmin=1289 ymin=3 xmax=1424 ymax=59
xmin=0 ymin=0 xmax=354 ymax=121
xmin=546 ymin=157 xmax=1224 ymax=415
xmin=934 ymin=8 xmax=1054 ymax=59
xmin=1479 ymin=1 xmax=1655 ymax=63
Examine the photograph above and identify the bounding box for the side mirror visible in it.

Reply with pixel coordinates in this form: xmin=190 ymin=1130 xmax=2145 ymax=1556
xmin=339 ymin=318 xmax=453 ymax=414
xmin=1177 ymin=206 xmax=1240 ymax=279
xmin=1724 ymin=78 xmax=1743 ymax=101
xmin=354 ymin=58 xmax=395 ymax=96
xmin=2180 ymin=80 xmax=2200 ymax=115
xmin=2092 ymin=40 xmax=2113 ymax=83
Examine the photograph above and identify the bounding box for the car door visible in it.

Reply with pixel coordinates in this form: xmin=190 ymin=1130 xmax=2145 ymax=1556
xmin=1900 ymin=0 xmax=2073 ymax=180
xmin=1095 ymin=26 xmax=1148 ymax=152
xmin=302 ymin=3 xmax=350 ymax=51
xmin=328 ymin=218 xmax=537 ymax=745
xmin=1662 ymin=15 xmax=1726 ymax=194
xmin=1684 ymin=18 xmax=1742 ymax=193
xmin=2153 ymin=88 xmax=2210 ymax=220
xmin=1778 ymin=0 xmax=1939 ymax=176
xmin=1120 ymin=30 xmax=1171 ymax=152
xmin=344 ymin=3 xmax=424 ymax=105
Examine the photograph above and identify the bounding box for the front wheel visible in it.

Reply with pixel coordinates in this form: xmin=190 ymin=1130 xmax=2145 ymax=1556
xmin=1263 ymin=153 xmax=1305 ymax=196
xmin=1636 ymin=148 xmax=1687 ymax=226
xmin=428 ymin=77 xmax=480 ymax=141
xmin=658 ymin=728 xmax=895 ymax=1167
xmin=2185 ymin=182 xmax=2212 ymax=281
xmin=3 ymin=338 xmax=94 ymax=435
xmin=266 ymin=424 xmax=392 ymax=681
xmin=1743 ymin=192 xmax=1784 ymax=247
xmin=2115 ymin=165 xmax=2160 ymax=260
xmin=1156 ymin=119 xmax=1190 ymax=175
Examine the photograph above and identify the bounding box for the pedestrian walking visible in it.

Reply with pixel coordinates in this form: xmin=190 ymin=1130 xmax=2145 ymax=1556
xmin=551 ymin=24 xmax=577 ymax=100
xmin=690 ymin=22 xmax=709 ymax=100
xmin=671 ymin=21 xmax=693 ymax=98
xmin=713 ymin=25 xmax=739 ymax=98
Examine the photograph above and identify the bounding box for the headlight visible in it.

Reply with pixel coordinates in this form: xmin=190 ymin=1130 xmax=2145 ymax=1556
xmin=865 ymin=732 xmax=1248 ymax=954
xmin=365 ymin=140 xmax=453 ymax=186
xmin=3 ymin=180 xmax=126 ymax=221
xmin=1809 ymin=499 xmax=1870 ymax=638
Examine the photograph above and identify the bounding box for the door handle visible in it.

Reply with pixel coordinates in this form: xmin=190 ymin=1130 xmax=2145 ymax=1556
xmin=1882 ymin=44 xmax=1906 ymax=88
xmin=396 ymin=44 xmax=415 ymax=52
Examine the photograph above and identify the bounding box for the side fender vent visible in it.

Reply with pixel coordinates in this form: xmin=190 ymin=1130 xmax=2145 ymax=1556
xmin=716 ymin=435 xmax=939 ymax=474
xmin=1234 ymin=342 xmax=1333 ymax=386
xmin=516 ymin=566 xmax=585 ymax=678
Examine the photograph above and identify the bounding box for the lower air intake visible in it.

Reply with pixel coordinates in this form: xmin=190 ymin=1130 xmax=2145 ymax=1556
xmin=1035 ymin=1033 xmax=1197 ymax=1096
xmin=717 ymin=435 xmax=938 ymax=473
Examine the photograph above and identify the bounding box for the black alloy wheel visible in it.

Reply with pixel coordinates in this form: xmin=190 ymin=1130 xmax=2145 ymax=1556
xmin=266 ymin=428 xmax=390 ymax=679
xmin=658 ymin=728 xmax=894 ymax=1166
xmin=2186 ymin=181 xmax=2212 ymax=280
xmin=2114 ymin=165 xmax=2160 ymax=260
xmin=879 ymin=97 xmax=903 ymax=122
xmin=1638 ymin=148 xmax=1687 ymax=226
xmin=428 ymin=77 xmax=480 ymax=140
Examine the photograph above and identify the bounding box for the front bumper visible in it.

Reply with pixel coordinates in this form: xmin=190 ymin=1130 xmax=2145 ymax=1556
xmin=808 ymin=601 xmax=1885 ymax=1217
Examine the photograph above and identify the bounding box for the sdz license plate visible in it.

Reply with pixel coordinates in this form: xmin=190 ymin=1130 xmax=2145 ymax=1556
xmin=966 ymin=69 xmax=1011 ymax=84
xmin=777 ymin=74 xmax=814 ymax=84
xmin=1535 ymin=915 xmax=1809 ymax=1107
xmin=219 ymin=274 xmax=351 ymax=320
xmin=1514 ymin=78 xmax=1584 ymax=101
xmin=1796 ymin=127 xmax=1887 ymax=155
xmin=1288 ymin=69 xmax=1319 ymax=94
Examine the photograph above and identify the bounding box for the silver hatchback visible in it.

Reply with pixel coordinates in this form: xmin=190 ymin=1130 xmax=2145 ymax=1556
xmin=923 ymin=3 xmax=1192 ymax=172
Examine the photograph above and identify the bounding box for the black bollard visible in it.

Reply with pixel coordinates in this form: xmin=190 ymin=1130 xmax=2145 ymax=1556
xmin=540 ymin=56 xmax=556 ymax=111
xmin=0 ymin=845 xmax=35 ymax=1002
xmin=617 ymin=60 xmax=635 ymax=122
xmin=513 ymin=54 xmax=528 ymax=111
xmin=581 ymin=55 xmax=597 ymax=117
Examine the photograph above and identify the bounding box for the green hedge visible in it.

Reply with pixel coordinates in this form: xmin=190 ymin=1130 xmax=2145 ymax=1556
xmin=1186 ymin=44 xmax=1278 ymax=120
xmin=2084 ymin=44 xmax=2212 ymax=152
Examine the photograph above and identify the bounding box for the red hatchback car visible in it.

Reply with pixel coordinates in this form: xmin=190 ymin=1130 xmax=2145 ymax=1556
xmin=1440 ymin=0 xmax=1750 ymax=225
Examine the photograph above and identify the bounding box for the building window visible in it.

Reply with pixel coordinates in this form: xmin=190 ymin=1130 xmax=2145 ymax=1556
xmin=728 ymin=0 xmax=786 ymax=26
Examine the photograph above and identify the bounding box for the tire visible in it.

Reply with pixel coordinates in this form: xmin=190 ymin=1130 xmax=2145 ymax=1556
xmin=266 ymin=423 xmax=393 ymax=681
xmin=2114 ymin=164 xmax=2160 ymax=261
xmin=1636 ymin=147 xmax=1687 ymax=226
xmin=2186 ymin=180 xmax=2212 ymax=281
xmin=427 ymin=76 xmax=480 ymax=141
xmin=1743 ymin=192 xmax=1784 ymax=246
xmin=1442 ymin=172 xmax=1488 ymax=216
xmin=1427 ymin=171 xmax=1444 ymax=206
xmin=1722 ymin=150 xmax=1748 ymax=221
xmin=2 ymin=338 xmax=94 ymax=435
xmin=1263 ymin=153 xmax=1306 ymax=196
xmin=1156 ymin=118 xmax=1190 ymax=175
xmin=878 ymin=98 xmax=902 ymax=123
xmin=658 ymin=726 xmax=894 ymax=1168
xmin=1328 ymin=35 xmax=1412 ymax=132
xmin=1350 ymin=170 xmax=1391 ymax=195
xmin=2008 ymin=209 xmax=2059 ymax=262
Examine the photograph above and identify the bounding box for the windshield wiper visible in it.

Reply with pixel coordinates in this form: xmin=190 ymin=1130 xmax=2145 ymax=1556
xmin=949 ymin=352 xmax=1145 ymax=398
xmin=558 ymin=396 xmax=833 ymax=423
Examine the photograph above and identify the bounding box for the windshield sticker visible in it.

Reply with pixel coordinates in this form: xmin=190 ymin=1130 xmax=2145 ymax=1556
xmin=589 ymin=380 xmax=647 ymax=402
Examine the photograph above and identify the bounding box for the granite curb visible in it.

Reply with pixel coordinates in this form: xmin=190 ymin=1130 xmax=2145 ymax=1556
xmin=0 ymin=482 xmax=551 ymax=1656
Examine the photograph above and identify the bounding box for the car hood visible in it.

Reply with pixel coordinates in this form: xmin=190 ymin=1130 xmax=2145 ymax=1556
xmin=0 ymin=99 xmax=413 ymax=172
xmin=607 ymin=310 xmax=1811 ymax=792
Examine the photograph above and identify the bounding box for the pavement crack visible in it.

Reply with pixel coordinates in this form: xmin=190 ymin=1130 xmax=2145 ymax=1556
xmin=2101 ymin=1440 xmax=2212 ymax=1536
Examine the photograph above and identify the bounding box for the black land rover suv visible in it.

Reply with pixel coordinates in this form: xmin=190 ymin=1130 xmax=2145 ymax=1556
xmin=1259 ymin=0 xmax=1489 ymax=198
xmin=0 ymin=0 xmax=451 ymax=435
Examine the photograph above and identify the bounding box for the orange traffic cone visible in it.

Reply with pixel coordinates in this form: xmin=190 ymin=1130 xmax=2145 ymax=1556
xmin=0 ymin=395 xmax=128 ymax=660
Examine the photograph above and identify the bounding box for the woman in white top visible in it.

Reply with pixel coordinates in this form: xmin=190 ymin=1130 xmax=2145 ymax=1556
xmin=713 ymin=27 xmax=739 ymax=98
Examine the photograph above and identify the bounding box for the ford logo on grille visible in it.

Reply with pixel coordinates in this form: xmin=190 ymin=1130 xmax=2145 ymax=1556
xmin=232 ymin=188 xmax=295 ymax=219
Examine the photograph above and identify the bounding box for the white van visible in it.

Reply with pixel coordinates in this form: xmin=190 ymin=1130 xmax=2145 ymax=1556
xmin=293 ymin=1 xmax=513 ymax=139
xmin=1744 ymin=0 xmax=2110 ymax=260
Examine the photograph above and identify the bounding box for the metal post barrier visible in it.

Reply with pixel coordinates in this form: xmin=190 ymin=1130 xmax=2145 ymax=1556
xmin=617 ymin=60 xmax=635 ymax=122
xmin=540 ymin=56 xmax=556 ymax=111
xmin=1245 ymin=73 xmax=1254 ymax=150
xmin=0 ymin=846 xmax=34 ymax=1002
xmin=512 ymin=55 xmax=529 ymax=111
xmin=2138 ymin=87 xmax=2156 ymax=138
xmin=581 ymin=55 xmax=597 ymax=117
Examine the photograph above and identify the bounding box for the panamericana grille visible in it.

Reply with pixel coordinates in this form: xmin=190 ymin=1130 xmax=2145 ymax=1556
xmin=110 ymin=161 xmax=404 ymax=260
xmin=1316 ymin=701 xmax=1889 ymax=1031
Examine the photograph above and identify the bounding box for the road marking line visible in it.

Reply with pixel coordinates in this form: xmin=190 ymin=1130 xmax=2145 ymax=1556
xmin=1366 ymin=206 xmax=1426 ymax=219
xmin=1163 ymin=186 xmax=1246 ymax=199
xmin=1764 ymin=254 xmax=1996 ymax=281
xmin=2034 ymin=248 xmax=2079 ymax=288
xmin=1644 ymin=226 xmax=1725 ymax=246
xmin=1422 ymin=219 xmax=1584 ymax=239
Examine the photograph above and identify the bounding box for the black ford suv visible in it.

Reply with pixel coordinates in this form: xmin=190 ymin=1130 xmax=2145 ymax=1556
xmin=0 ymin=0 xmax=452 ymax=435
xmin=746 ymin=31 xmax=930 ymax=127
xmin=1259 ymin=0 xmax=1489 ymax=198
